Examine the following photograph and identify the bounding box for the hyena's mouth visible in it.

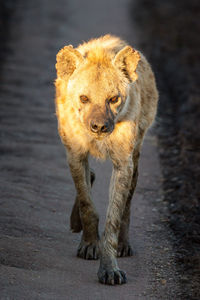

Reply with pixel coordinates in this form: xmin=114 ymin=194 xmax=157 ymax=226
xmin=94 ymin=131 xmax=114 ymax=140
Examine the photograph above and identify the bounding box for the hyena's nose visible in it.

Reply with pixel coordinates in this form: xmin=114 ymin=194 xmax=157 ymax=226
xmin=90 ymin=121 xmax=109 ymax=134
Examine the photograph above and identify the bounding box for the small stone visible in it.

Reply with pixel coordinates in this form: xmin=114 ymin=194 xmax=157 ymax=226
xmin=161 ymin=279 xmax=167 ymax=285
xmin=180 ymin=276 xmax=188 ymax=283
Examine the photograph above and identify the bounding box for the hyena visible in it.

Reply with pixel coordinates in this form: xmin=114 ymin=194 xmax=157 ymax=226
xmin=55 ymin=35 xmax=158 ymax=285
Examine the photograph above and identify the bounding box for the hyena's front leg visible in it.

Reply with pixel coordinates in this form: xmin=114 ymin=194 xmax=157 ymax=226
xmin=117 ymin=151 xmax=140 ymax=257
xmin=67 ymin=152 xmax=99 ymax=260
xmin=98 ymin=156 xmax=133 ymax=285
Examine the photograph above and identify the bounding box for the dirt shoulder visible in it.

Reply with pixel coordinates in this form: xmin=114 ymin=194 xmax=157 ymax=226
xmin=132 ymin=0 xmax=200 ymax=298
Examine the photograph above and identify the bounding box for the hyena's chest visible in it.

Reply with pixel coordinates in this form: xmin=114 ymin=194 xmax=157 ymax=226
xmin=88 ymin=139 xmax=110 ymax=160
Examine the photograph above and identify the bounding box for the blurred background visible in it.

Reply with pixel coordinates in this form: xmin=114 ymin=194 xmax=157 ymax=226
xmin=133 ymin=0 xmax=200 ymax=298
xmin=0 ymin=0 xmax=199 ymax=299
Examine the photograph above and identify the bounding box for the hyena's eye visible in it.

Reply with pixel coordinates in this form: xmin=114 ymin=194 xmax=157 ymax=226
xmin=80 ymin=95 xmax=89 ymax=104
xmin=109 ymin=96 xmax=119 ymax=104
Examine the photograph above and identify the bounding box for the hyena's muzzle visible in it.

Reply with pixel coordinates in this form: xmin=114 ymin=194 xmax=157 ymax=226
xmin=86 ymin=104 xmax=115 ymax=137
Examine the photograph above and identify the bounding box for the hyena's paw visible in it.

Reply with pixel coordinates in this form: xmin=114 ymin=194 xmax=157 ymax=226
xmin=97 ymin=266 xmax=127 ymax=285
xmin=117 ymin=243 xmax=134 ymax=257
xmin=77 ymin=240 xmax=99 ymax=260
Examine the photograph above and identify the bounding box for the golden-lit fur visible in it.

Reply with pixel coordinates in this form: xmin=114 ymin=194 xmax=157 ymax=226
xmin=55 ymin=35 xmax=158 ymax=285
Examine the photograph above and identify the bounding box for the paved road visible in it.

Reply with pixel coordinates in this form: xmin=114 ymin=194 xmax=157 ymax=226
xmin=0 ymin=0 xmax=181 ymax=299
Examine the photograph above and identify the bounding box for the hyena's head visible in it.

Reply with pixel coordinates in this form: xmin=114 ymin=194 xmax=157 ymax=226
xmin=56 ymin=44 xmax=140 ymax=139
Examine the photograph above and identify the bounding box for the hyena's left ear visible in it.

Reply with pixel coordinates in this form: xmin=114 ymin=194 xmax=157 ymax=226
xmin=113 ymin=46 xmax=140 ymax=82
xmin=56 ymin=45 xmax=83 ymax=80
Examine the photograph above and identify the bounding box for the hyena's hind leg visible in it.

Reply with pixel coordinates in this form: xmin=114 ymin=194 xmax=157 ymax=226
xmin=117 ymin=150 xmax=140 ymax=257
xmin=70 ymin=169 xmax=96 ymax=233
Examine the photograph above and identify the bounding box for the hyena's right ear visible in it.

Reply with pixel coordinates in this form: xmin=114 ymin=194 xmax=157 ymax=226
xmin=56 ymin=46 xmax=83 ymax=80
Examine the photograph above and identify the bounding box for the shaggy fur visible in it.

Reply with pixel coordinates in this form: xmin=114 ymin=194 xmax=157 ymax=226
xmin=55 ymin=35 xmax=158 ymax=285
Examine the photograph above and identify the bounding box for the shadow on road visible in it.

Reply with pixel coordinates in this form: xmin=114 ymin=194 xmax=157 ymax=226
xmin=132 ymin=0 xmax=200 ymax=298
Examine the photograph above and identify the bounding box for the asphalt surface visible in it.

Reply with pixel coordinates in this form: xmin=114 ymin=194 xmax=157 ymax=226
xmin=0 ymin=0 xmax=181 ymax=299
